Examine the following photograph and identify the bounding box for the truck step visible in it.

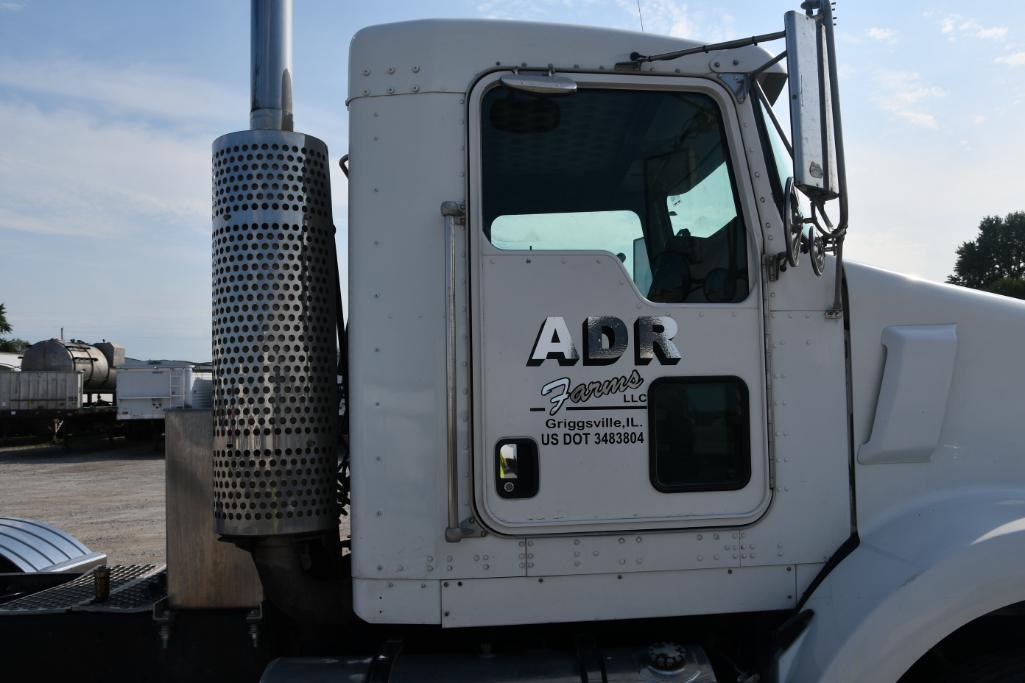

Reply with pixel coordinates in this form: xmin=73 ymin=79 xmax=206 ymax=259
xmin=0 ymin=564 xmax=165 ymax=615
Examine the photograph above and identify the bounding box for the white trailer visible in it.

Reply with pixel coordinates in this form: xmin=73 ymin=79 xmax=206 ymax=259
xmin=0 ymin=370 xmax=114 ymax=440
xmin=0 ymin=371 xmax=81 ymax=412
xmin=116 ymin=364 xmax=212 ymax=421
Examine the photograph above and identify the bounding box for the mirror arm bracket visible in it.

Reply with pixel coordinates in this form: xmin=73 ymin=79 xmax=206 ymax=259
xmin=718 ymin=73 xmax=749 ymax=102
xmin=763 ymin=253 xmax=786 ymax=282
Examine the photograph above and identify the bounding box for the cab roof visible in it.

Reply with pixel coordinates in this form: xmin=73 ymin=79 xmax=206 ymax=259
xmin=348 ymin=19 xmax=786 ymax=103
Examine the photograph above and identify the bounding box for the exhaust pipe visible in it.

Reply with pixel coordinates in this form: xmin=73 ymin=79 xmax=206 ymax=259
xmin=211 ymin=0 xmax=348 ymax=623
xmin=250 ymin=0 xmax=293 ymax=131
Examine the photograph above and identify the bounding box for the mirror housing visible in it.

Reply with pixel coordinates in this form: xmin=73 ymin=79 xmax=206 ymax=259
xmin=785 ymin=7 xmax=839 ymax=201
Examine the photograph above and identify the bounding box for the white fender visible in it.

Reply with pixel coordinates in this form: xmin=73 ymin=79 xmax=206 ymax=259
xmin=777 ymin=490 xmax=1025 ymax=682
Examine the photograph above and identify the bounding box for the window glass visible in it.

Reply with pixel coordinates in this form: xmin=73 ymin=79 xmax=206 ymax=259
xmin=667 ymin=165 xmax=736 ymax=238
xmin=755 ymin=92 xmax=794 ymax=211
xmin=481 ymin=86 xmax=748 ymax=304
xmin=491 ymin=210 xmax=649 ymax=285
xmin=648 ymin=377 xmax=750 ymax=492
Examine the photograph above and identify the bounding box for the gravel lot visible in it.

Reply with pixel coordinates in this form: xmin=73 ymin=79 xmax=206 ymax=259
xmin=0 ymin=436 xmax=351 ymax=568
xmin=0 ymin=437 xmax=166 ymax=566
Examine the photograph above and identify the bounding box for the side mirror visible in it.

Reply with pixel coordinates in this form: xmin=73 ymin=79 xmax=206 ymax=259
xmin=785 ymin=7 xmax=839 ymax=201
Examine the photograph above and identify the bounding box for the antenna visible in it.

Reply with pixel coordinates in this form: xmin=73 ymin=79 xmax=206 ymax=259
xmin=636 ymin=0 xmax=645 ymax=32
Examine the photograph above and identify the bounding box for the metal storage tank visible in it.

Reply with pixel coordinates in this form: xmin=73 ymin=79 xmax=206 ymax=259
xmin=20 ymin=339 xmax=119 ymax=393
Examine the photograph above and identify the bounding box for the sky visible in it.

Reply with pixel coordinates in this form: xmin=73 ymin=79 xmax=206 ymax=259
xmin=0 ymin=0 xmax=1023 ymax=361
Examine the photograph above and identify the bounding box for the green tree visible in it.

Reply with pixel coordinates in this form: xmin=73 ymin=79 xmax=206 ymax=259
xmin=0 ymin=303 xmax=30 ymax=353
xmin=948 ymin=211 xmax=1025 ymax=299
xmin=0 ymin=338 xmax=30 ymax=353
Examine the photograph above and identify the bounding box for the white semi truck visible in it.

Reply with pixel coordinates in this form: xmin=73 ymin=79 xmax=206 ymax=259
xmin=3 ymin=1 xmax=1024 ymax=681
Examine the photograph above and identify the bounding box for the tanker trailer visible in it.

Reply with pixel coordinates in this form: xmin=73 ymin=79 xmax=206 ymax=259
xmin=20 ymin=338 xmax=123 ymax=394
xmin=4 ymin=338 xmax=123 ymax=439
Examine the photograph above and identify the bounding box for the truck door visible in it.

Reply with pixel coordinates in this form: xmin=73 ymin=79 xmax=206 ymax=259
xmin=469 ymin=73 xmax=769 ymax=536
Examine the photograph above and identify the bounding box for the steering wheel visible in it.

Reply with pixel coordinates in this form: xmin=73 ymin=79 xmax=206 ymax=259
xmin=783 ymin=177 xmax=803 ymax=268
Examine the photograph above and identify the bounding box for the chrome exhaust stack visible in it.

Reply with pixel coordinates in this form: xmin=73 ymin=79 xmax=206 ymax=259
xmin=210 ymin=0 xmax=346 ymax=622
xmin=212 ymin=0 xmax=337 ymax=540
xmin=250 ymin=0 xmax=293 ymax=131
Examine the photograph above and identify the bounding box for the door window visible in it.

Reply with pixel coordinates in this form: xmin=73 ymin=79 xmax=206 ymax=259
xmin=481 ymin=86 xmax=749 ymax=304
xmin=491 ymin=210 xmax=649 ymax=285
xmin=648 ymin=377 xmax=750 ymax=492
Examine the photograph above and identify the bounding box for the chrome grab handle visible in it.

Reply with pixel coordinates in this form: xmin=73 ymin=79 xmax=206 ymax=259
xmin=441 ymin=201 xmax=475 ymax=543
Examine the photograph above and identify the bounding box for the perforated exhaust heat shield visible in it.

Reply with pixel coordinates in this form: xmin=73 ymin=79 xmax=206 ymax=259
xmin=211 ymin=129 xmax=338 ymax=537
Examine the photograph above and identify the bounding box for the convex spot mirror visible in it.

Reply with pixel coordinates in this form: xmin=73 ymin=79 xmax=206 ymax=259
xmin=784 ymin=7 xmax=839 ymax=202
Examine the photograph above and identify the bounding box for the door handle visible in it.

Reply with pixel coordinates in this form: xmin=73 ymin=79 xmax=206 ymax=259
xmin=496 ymin=439 xmax=539 ymax=499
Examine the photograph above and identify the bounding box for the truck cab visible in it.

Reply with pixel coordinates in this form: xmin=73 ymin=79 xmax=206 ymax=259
xmin=346 ymin=19 xmax=850 ymax=627
xmin=342 ymin=14 xmax=1025 ymax=682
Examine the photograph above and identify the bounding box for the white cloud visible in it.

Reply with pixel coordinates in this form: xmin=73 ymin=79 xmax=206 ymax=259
xmin=473 ymin=0 xmax=735 ymax=42
xmin=0 ymin=99 xmax=211 ymax=238
xmin=866 ymin=27 xmax=898 ymax=44
xmin=622 ymin=0 xmax=696 ymax=38
xmin=996 ymin=51 xmax=1025 ymax=66
xmin=0 ymin=58 xmax=343 ymax=240
xmin=897 ymin=110 xmax=941 ymax=128
xmin=844 ymin=123 xmax=1025 ymax=284
xmin=972 ymin=114 xmax=987 ymax=125
xmin=0 ymin=94 xmax=216 ymax=359
xmin=0 ymin=57 xmax=346 ymax=146
xmin=872 ymin=70 xmax=945 ymax=129
xmin=476 ymin=0 xmax=601 ymax=21
xmin=0 ymin=58 xmax=242 ymax=125
xmin=0 ymin=58 xmax=348 ymax=237
xmin=0 ymin=2 xmax=25 ymax=11
xmin=612 ymin=0 xmax=736 ymax=42
xmin=940 ymin=15 xmax=1008 ymax=41
xmin=476 ymin=0 xmax=546 ymax=20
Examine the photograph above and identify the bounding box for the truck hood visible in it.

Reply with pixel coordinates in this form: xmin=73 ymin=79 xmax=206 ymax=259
xmin=845 ymin=260 xmax=1025 ymax=534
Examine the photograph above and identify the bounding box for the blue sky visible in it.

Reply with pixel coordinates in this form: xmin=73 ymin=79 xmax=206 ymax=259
xmin=1 ymin=0 xmax=1023 ymax=361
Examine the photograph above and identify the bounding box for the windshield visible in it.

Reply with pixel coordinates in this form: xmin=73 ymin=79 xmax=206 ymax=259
xmin=755 ymin=89 xmax=793 ymax=213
